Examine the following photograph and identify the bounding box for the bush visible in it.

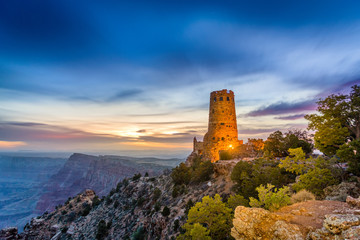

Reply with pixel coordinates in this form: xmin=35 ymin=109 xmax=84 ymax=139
xmin=132 ymin=226 xmax=145 ymax=240
xmin=114 ymin=200 xmax=119 ymax=208
xmin=190 ymin=161 xmax=214 ymax=184
xmin=173 ymin=219 xmax=180 ymax=231
xmin=137 ymin=197 xmax=145 ymax=206
xmin=249 ymin=184 xmax=291 ymax=211
xmin=172 ymin=184 xmax=187 ymax=198
xmin=171 ymin=163 xmax=192 ymax=185
xmin=185 ymin=199 xmax=194 ymax=215
xmin=231 ymin=158 xmax=295 ymax=199
xmin=154 ymin=201 xmax=161 ymax=212
xmin=178 ymin=195 xmax=232 ymax=240
xmin=96 ymin=220 xmax=108 ymax=240
xmin=292 ymin=168 xmax=339 ymax=197
xmin=132 ymin=173 xmax=141 ymax=181
xmin=291 ymin=189 xmax=315 ymax=203
xmin=105 ymin=196 xmax=113 ymax=205
xmin=227 ymin=194 xmax=249 ymax=210
xmin=61 ymin=226 xmax=68 ymax=233
xmin=92 ymin=196 xmax=101 ymax=208
xmin=162 ymin=206 xmax=170 ymax=217
xmin=153 ymin=188 xmax=162 ymax=200
xmin=81 ymin=203 xmax=91 ymax=216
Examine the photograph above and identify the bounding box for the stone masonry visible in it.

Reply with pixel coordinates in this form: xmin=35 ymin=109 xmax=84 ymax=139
xmin=192 ymin=89 xmax=243 ymax=162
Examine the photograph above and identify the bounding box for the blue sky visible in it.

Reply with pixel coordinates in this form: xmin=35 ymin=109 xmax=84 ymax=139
xmin=1 ymin=0 xmax=360 ymax=157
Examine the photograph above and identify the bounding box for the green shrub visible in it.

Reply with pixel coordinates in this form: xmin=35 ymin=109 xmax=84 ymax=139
xmin=185 ymin=199 xmax=194 ymax=215
xmin=92 ymin=196 xmax=101 ymax=208
xmin=81 ymin=203 xmax=91 ymax=216
xmin=96 ymin=220 xmax=109 ymax=240
xmin=173 ymin=219 xmax=180 ymax=231
xmin=162 ymin=206 xmax=170 ymax=217
xmin=105 ymin=196 xmax=112 ymax=205
xmin=137 ymin=197 xmax=145 ymax=206
xmin=154 ymin=201 xmax=161 ymax=212
xmin=132 ymin=226 xmax=145 ymax=240
xmin=227 ymin=194 xmax=249 ymax=210
xmin=292 ymin=168 xmax=339 ymax=197
xmin=153 ymin=188 xmax=162 ymax=200
xmin=171 ymin=163 xmax=192 ymax=185
xmin=231 ymin=159 xmax=295 ymax=199
xmin=291 ymin=189 xmax=315 ymax=203
xmin=188 ymin=223 xmax=211 ymax=240
xmin=249 ymin=184 xmax=291 ymax=211
xmin=132 ymin=173 xmax=141 ymax=181
xmin=172 ymin=184 xmax=187 ymax=198
xmin=178 ymin=194 xmax=232 ymax=240
xmin=190 ymin=161 xmax=214 ymax=184
xmin=61 ymin=226 xmax=68 ymax=233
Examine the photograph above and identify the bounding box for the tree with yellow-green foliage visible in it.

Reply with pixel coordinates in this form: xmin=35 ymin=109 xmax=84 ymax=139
xmin=227 ymin=194 xmax=249 ymax=210
xmin=177 ymin=194 xmax=233 ymax=240
xmin=249 ymin=184 xmax=291 ymax=211
xmin=189 ymin=223 xmax=211 ymax=240
xmin=305 ymin=85 xmax=360 ymax=156
xmin=279 ymin=148 xmax=340 ymax=197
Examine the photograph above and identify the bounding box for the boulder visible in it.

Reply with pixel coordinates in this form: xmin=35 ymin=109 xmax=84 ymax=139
xmin=323 ymin=214 xmax=360 ymax=234
xmin=347 ymin=196 xmax=360 ymax=208
xmin=324 ymin=182 xmax=360 ymax=201
xmin=231 ymin=206 xmax=304 ymax=240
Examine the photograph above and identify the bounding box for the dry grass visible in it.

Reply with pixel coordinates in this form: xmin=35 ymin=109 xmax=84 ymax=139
xmin=291 ymin=190 xmax=315 ymax=203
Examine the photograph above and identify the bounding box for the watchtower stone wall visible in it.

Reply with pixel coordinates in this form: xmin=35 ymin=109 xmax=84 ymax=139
xmin=192 ymin=89 xmax=243 ymax=162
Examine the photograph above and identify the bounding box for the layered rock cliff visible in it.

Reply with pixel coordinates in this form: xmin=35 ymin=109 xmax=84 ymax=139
xmin=35 ymin=153 xmax=171 ymax=214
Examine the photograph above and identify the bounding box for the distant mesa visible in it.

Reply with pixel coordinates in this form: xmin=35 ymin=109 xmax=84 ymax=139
xmin=190 ymin=89 xmax=243 ymax=162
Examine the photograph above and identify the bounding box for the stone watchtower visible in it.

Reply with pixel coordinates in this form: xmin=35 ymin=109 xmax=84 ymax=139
xmin=191 ymin=89 xmax=243 ymax=162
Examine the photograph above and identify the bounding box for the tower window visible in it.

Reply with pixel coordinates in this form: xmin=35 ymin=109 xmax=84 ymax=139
xmin=212 ymin=109 xmax=214 ymax=113
xmin=220 ymin=97 xmax=223 ymax=101
xmin=212 ymin=137 xmax=215 ymax=140
xmin=214 ymin=97 xmax=217 ymax=102
xmin=221 ymin=137 xmax=225 ymax=140
xmin=227 ymin=97 xmax=230 ymax=101
xmin=220 ymin=123 xmax=225 ymax=125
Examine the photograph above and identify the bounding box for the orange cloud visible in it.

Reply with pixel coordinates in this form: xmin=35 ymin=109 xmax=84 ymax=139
xmin=0 ymin=141 xmax=27 ymax=149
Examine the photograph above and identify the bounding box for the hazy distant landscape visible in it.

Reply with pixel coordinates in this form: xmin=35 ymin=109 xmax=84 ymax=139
xmin=0 ymin=155 xmax=66 ymax=230
xmin=0 ymin=153 xmax=182 ymax=231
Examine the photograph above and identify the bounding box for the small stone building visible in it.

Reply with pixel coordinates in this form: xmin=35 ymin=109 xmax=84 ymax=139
xmin=192 ymin=89 xmax=243 ymax=162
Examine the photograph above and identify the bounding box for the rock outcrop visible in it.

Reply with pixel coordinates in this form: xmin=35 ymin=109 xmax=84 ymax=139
xmin=231 ymin=206 xmax=304 ymax=240
xmin=324 ymin=181 xmax=360 ymax=201
xmin=308 ymin=214 xmax=360 ymax=239
xmin=36 ymin=153 xmax=170 ymax=214
xmin=19 ymin=173 xmax=234 ymax=239
xmin=0 ymin=227 xmax=19 ymax=240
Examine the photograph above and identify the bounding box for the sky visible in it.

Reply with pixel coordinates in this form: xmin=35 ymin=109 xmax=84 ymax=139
xmin=1 ymin=0 xmax=360 ymax=158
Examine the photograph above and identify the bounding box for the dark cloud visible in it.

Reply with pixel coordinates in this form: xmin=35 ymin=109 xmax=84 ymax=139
xmin=275 ymin=114 xmax=305 ymax=120
xmin=245 ymin=100 xmax=316 ymax=117
xmin=136 ymin=129 xmax=146 ymax=133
